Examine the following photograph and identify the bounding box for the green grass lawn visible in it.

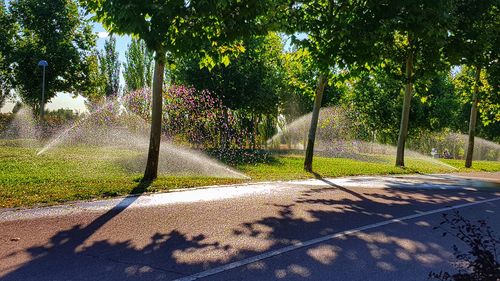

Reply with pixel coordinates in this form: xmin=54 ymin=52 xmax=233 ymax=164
xmin=1 ymin=142 xmax=499 ymax=208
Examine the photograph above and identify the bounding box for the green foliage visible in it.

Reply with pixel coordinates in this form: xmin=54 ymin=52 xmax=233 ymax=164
xmin=288 ymin=1 xmax=377 ymax=71
xmin=412 ymin=74 xmax=461 ymax=132
xmin=281 ymin=49 xmax=316 ymax=119
xmin=169 ymin=33 xmax=290 ymax=149
xmin=44 ymin=108 xmax=79 ymax=124
xmin=341 ymin=67 xmax=462 ymax=144
xmin=0 ymin=1 xmax=14 ymax=108
xmin=341 ymin=66 xmax=403 ymax=143
xmin=280 ymin=48 xmax=345 ymax=128
xmin=99 ymin=35 xmax=120 ymax=97
xmin=7 ymin=0 xmax=96 ymax=110
xmin=172 ymin=33 xmax=285 ymax=115
xmin=447 ymin=0 xmax=500 ymax=68
xmin=369 ymin=1 xmax=454 ymax=79
xmin=453 ymin=66 xmax=500 ymax=141
xmin=82 ymin=0 xmax=285 ymax=63
xmin=123 ymin=39 xmax=154 ymax=92
xmin=79 ymin=51 xmax=107 ymax=104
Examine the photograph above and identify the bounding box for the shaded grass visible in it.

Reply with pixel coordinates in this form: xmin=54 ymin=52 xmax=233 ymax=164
xmin=0 ymin=143 xmax=498 ymax=208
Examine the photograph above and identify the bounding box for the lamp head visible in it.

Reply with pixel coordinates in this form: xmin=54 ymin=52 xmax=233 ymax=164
xmin=38 ymin=60 xmax=48 ymax=67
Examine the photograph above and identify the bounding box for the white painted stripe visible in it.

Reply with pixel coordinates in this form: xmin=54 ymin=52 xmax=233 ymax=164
xmin=174 ymin=197 xmax=500 ymax=281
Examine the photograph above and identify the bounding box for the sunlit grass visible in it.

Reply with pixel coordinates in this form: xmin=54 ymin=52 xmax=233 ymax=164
xmin=441 ymin=159 xmax=500 ymax=172
xmin=238 ymin=154 xmax=460 ymax=180
xmin=0 ymin=143 xmax=498 ymax=208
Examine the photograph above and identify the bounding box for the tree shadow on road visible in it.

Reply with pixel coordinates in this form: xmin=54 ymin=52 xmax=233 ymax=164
xmin=1 ymin=175 xmax=499 ymax=281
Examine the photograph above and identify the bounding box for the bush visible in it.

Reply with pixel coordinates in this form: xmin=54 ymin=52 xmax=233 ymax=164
xmin=429 ymin=210 xmax=499 ymax=281
xmin=124 ymin=86 xmax=248 ymax=149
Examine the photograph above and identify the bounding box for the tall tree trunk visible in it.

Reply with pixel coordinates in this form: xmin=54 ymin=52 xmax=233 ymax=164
xmin=250 ymin=113 xmax=255 ymax=150
xmin=465 ymin=65 xmax=481 ymax=168
xmin=304 ymin=73 xmax=328 ymax=172
xmin=143 ymin=51 xmax=165 ymax=181
xmin=254 ymin=115 xmax=261 ymax=150
xmin=395 ymin=46 xmax=414 ymax=167
xmin=221 ymin=107 xmax=229 ymax=149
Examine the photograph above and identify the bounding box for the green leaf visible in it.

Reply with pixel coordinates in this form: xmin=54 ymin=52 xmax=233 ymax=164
xmin=221 ymin=55 xmax=230 ymax=67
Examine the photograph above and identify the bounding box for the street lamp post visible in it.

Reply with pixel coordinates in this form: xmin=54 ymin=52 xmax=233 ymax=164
xmin=38 ymin=60 xmax=48 ymax=121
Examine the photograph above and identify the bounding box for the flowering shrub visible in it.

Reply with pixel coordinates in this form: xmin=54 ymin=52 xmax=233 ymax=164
xmin=122 ymin=88 xmax=152 ymax=121
xmin=163 ymin=85 xmax=244 ymax=148
xmin=124 ymin=85 xmax=247 ymax=149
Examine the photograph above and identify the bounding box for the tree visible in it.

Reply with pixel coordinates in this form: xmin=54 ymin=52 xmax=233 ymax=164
xmin=413 ymin=73 xmax=461 ymax=133
xmin=173 ymin=33 xmax=284 ymax=113
xmin=453 ymin=66 xmax=500 ymax=143
xmin=447 ymin=0 xmax=500 ymax=168
xmin=341 ymin=64 xmax=403 ymax=144
xmin=83 ymin=0 xmax=285 ymax=181
xmin=7 ymin=0 xmax=95 ymax=113
xmin=99 ymin=35 xmax=120 ymax=98
xmin=0 ymin=1 xmax=14 ymax=108
xmin=281 ymin=49 xmax=316 ymax=120
xmin=289 ymin=1 xmax=382 ymax=172
xmin=80 ymin=51 xmax=107 ymax=105
xmin=358 ymin=1 xmax=455 ymax=167
xmin=171 ymin=33 xmax=286 ymax=148
xmin=123 ymin=39 xmax=154 ymax=92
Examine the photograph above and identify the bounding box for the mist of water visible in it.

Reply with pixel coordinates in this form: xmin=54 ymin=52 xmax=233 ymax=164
xmin=34 ymin=100 xmax=248 ymax=179
xmin=267 ymin=107 xmax=500 ymax=170
xmin=1 ymin=107 xmax=40 ymax=146
xmin=408 ymin=132 xmax=499 ymax=161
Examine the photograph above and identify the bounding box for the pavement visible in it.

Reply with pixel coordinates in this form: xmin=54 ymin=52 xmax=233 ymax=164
xmin=0 ymin=172 xmax=499 ymax=281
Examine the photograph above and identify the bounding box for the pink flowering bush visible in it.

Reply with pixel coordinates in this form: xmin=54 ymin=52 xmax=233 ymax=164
xmin=122 ymin=88 xmax=152 ymax=121
xmin=124 ymin=85 xmax=246 ymax=149
xmin=163 ymin=85 xmax=244 ymax=148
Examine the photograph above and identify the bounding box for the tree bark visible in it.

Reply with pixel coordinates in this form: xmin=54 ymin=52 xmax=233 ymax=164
xmin=221 ymin=107 xmax=229 ymax=149
xmin=143 ymin=51 xmax=166 ymax=181
xmin=304 ymin=73 xmax=328 ymax=172
xmin=465 ymin=65 xmax=481 ymax=168
xmin=395 ymin=46 xmax=414 ymax=167
xmin=250 ymin=113 xmax=256 ymax=150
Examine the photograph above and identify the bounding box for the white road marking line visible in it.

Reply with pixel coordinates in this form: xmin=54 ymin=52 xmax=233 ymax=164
xmin=174 ymin=197 xmax=500 ymax=281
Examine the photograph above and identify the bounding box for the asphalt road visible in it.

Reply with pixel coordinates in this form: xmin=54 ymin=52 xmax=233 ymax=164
xmin=1 ymin=173 xmax=499 ymax=281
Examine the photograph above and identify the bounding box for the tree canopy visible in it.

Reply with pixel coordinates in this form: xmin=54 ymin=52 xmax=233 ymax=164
xmin=83 ymin=0 xmax=285 ymax=63
xmin=0 ymin=1 xmax=14 ymax=107
xmin=123 ymin=39 xmax=154 ymax=92
xmin=7 ymin=0 xmax=95 ymax=110
xmin=99 ymin=35 xmax=120 ymax=98
xmin=172 ymin=33 xmax=285 ymax=116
